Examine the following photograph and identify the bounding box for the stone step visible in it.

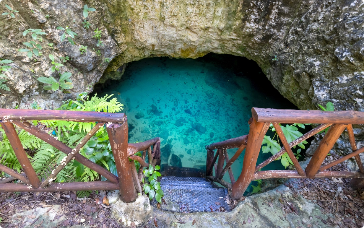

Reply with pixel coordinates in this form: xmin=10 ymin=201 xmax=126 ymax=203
xmin=156 ymin=176 xmax=231 ymax=213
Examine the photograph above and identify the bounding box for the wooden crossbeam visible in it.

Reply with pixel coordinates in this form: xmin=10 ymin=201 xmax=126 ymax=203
xmin=273 ymin=123 xmax=305 ymax=176
xmin=40 ymin=123 xmax=104 ymax=188
xmin=347 ymin=124 xmax=364 ymax=172
xmin=1 ymin=122 xmax=40 ymax=188
xmin=255 ymin=123 xmax=332 ymax=171
xmin=218 ymin=144 xmax=246 ymax=180
xmin=0 ymin=164 xmax=30 ymax=184
xmin=306 ymin=124 xmax=347 ymax=178
xmin=13 ymin=121 xmax=118 ymax=183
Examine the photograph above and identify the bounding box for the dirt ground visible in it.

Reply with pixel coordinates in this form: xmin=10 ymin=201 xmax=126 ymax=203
xmin=0 ymin=190 xmax=120 ymax=227
xmin=288 ymin=154 xmax=364 ymax=228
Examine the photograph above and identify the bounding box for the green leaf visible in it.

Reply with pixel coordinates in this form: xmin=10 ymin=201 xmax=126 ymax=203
xmin=262 ymin=136 xmax=281 ymax=155
xmin=66 ymin=29 xmax=75 ymax=38
xmin=5 ymin=5 xmax=12 ymax=10
xmin=43 ymin=85 xmax=52 ymax=90
xmin=67 ymin=37 xmax=75 ymax=45
xmin=0 ymin=60 xmax=13 ymax=64
xmin=60 ymin=82 xmax=73 ymax=90
xmin=60 ymin=33 xmax=65 ymax=42
xmin=2 ymin=13 xmax=9 ymax=16
xmin=23 ymin=30 xmax=29 ymax=36
xmin=27 ymin=51 xmax=33 ymax=59
xmin=281 ymin=125 xmax=303 ymax=143
xmin=74 ymin=161 xmax=84 ymax=177
xmin=23 ymin=42 xmax=33 ymax=48
xmin=31 ymin=33 xmax=37 ymax=40
xmin=83 ymin=10 xmax=88 ymax=18
xmin=155 ymin=165 xmax=160 ymax=170
xmin=49 ymin=54 xmax=54 ymax=61
xmin=155 ymin=171 xmax=161 ymax=177
xmin=326 ymin=102 xmax=334 ymax=111
xmin=83 ymin=147 xmax=94 ymax=155
xmin=51 ymin=82 xmax=59 ymax=91
xmin=87 ymin=140 xmax=97 ymax=148
xmin=33 ymin=49 xmax=39 ymax=56
xmin=148 ymin=165 xmax=154 ymax=175
xmin=10 ymin=13 xmax=14 ymax=18
xmin=318 ymin=104 xmax=326 ymax=111
xmin=60 ymin=72 xmax=72 ymax=81
xmin=143 ymin=184 xmax=150 ymax=194
xmin=280 ymin=153 xmax=293 ymax=168
xmin=57 ymin=26 xmax=65 ymax=30
xmin=155 ymin=193 xmax=162 ymax=203
xmin=156 ymin=188 xmax=163 ymax=197
xmin=36 ymin=44 xmax=42 ymax=50
xmin=149 ymin=189 xmax=155 ymax=200
xmin=37 ymin=76 xmax=56 ymax=84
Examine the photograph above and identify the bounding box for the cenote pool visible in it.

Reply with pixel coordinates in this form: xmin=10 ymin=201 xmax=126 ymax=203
xmin=95 ymin=54 xmax=297 ymax=190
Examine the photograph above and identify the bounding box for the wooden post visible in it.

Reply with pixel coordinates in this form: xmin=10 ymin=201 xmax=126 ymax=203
xmin=1 ymin=122 xmax=40 ymax=188
xmin=216 ymin=149 xmax=225 ymax=178
xmin=107 ymin=120 xmax=137 ymax=203
xmin=347 ymin=124 xmax=364 ymax=173
xmin=231 ymin=118 xmax=269 ymax=200
xmin=206 ymin=149 xmax=214 ymax=176
xmin=306 ymin=124 xmax=347 ymax=178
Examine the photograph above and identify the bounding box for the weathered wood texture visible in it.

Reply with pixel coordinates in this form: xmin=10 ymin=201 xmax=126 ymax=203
xmin=305 ymin=124 xmax=347 ymax=178
xmin=253 ymin=170 xmax=364 ymax=180
xmin=231 ymin=119 xmax=269 ymax=200
xmin=273 ymin=123 xmax=305 ymax=176
xmin=40 ymin=123 xmax=104 ymax=188
xmin=0 ymin=108 xmax=125 ymax=122
xmin=1 ymin=122 xmax=40 ymax=188
xmin=347 ymin=124 xmax=364 ymax=173
xmin=206 ymin=135 xmax=248 ymax=150
xmin=253 ymin=108 xmax=364 ymax=124
xmin=0 ymin=164 xmax=29 ymax=184
xmin=14 ymin=121 xmax=118 ymax=183
xmin=107 ymin=121 xmax=137 ymax=203
xmin=255 ymin=123 xmax=332 ymax=171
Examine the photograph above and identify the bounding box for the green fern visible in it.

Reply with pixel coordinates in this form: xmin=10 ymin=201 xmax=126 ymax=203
xmin=1 ymin=94 xmax=123 ymax=187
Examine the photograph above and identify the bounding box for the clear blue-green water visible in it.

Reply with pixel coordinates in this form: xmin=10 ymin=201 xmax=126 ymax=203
xmin=96 ymin=54 xmax=297 ymax=187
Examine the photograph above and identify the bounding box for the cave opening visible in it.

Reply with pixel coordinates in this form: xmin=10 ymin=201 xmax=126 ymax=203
xmin=93 ymin=53 xmax=299 ymax=192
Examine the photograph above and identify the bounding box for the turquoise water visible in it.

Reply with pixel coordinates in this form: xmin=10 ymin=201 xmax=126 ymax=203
xmin=96 ymin=54 xmax=297 ymax=186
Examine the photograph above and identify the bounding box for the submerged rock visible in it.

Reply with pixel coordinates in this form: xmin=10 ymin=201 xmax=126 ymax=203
xmin=170 ymin=154 xmax=182 ymax=167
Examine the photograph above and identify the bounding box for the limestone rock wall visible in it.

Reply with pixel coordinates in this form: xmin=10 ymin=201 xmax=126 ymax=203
xmin=1 ymin=0 xmax=364 ymax=117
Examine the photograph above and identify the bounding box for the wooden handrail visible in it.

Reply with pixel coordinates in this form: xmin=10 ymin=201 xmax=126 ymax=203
xmin=253 ymin=108 xmax=364 ymax=124
xmin=0 ymin=108 xmax=125 ymax=122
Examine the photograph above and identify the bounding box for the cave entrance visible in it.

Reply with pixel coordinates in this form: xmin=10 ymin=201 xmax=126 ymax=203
xmin=94 ymin=53 xmax=297 ymax=191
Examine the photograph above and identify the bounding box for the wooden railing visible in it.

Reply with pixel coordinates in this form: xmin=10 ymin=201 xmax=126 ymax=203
xmin=0 ymin=109 xmax=160 ymax=203
xmin=206 ymin=108 xmax=364 ymax=200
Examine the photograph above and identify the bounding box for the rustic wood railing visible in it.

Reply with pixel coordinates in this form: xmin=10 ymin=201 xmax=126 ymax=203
xmin=0 ymin=109 xmax=160 ymax=203
xmin=206 ymin=108 xmax=364 ymax=200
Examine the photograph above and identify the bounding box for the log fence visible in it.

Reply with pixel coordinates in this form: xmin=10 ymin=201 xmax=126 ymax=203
xmin=206 ymin=108 xmax=364 ymax=200
xmin=0 ymin=109 xmax=160 ymax=203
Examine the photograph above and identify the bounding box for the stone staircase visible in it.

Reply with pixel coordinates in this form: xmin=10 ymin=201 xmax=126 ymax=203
xmin=156 ymin=166 xmax=231 ymax=213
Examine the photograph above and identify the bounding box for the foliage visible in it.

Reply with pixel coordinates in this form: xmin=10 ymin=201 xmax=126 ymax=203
xmin=23 ymin=29 xmax=46 ymax=41
xmin=82 ymin=20 xmax=91 ymax=29
xmin=79 ymin=45 xmax=87 ymax=54
xmin=49 ymin=54 xmax=64 ymax=72
xmin=2 ymin=4 xmax=18 ymax=18
xmin=104 ymin=58 xmax=111 ymax=63
xmin=261 ymin=123 xmax=308 ymax=168
xmin=0 ymin=59 xmax=12 ymax=93
xmin=251 ymin=179 xmax=262 ymax=194
xmin=83 ymin=5 xmax=96 ymax=19
xmin=37 ymin=72 xmax=73 ymax=92
xmin=57 ymin=26 xmax=77 ymax=45
xmin=19 ymin=41 xmax=43 ymax=59
xmin=142 ymin=165 xmax=164 ymax=203
xmin=93 ymin=28 xmax=102 ymax=40
xmin=60 ymin=56 xmax=70 ymax=63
